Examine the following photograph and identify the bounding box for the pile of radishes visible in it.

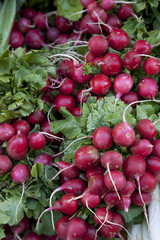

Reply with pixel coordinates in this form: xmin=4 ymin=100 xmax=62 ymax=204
xmin=1 ymin=0 xmax=160 ymax=239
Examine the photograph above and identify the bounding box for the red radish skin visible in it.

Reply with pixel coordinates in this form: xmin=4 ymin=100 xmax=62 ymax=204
xmin=92 ymin=57 xmax=103 ymax=65
xmin=94 ymin=207 xmax=112 ymax=225
xmin=101 ymin=0 xmax=116 ymax=10
xmin=55 ymin=216 xmax=69 ymax=240
xmin=34 ymin=153 xmax=53 ymax=166
xmin=76 ymin=89 xmax=90 ymax=103
xmin=7 ymin=132 xmax=28 ymax=160
xmin=86 ymin=164 xmax=105 ymax=179
xmin=152 ymin=139 xmax=160 ymax=158
xmin=55 ymin=15 xmax=73 ymax=33
xmin=112 ymin=122 xmax=135 ymax=147
xmin=106 ymin=14 xmax=122 ymax=30
xmin=27 ymin=109 xmax=45 ymax=125
xmin=86 ymin=51 xmax=95 ymax=63
xmin=103 ymin=191 xmax=121 ymax=206
xmin=137 ymin=171 xmax=156 ymax=193
xmin=23 ymin=233 xmax=42 ymax=240
xmin=57 ymin=34 xmax=69 ymax=45
xmin=28 ymin=132 xmax=46 ymax=150
xmin=133 ymin=40 xmax=151 ymax=54
xmin=54 ymin=94 xmax=75 ymax=112
xmin=91 ymin=7 xmax=108 ymax=23
xmin=17 ymin=17 xmax=31 ymax=34
xmin=57 ymin=161 xmax=80 ymax=179
xmin=129 ymin=139 xmax=153 ymax=158
xmin=123 ymin=50 xmax=142 ymax=71
xmin=88 ymin=35 xmax=108 ymax=57
xmin=123 ymin=154 xmax=146 ymax=179
xmin=33 ymin=12 xmax=47 ymax=30
xmin=146 ymin=156 xmax=160 ymax=173
xmin=0 ymin=123 xmax=15 ymax=142
xmin=104 ymin=170 xmax=126 ymax=191
xmin=74 ymin=145 xmax=100 ymax=170
xmin=71 ymin=107 xmax=82 ymax=116
xmin=88 ymin=173 xmax=107 ymax=194
xmin=87 ymin=1 xmax=99 ymax=14
xmin=80 ymin=0 xmax=93 ymax=8
xmin=41 ymin=121 xmax=62 ymax=143
xmin=81 ymin=223 xmax=99 ymax=240
xmin=131 ymin=191 xmax=152 ymax=206
xmin=89 ymin=73 xmax=112 ymax=95
xmin=101 ymin=151 xmax=123 ymax=170
xmin=25 ymin=29 xmax=44 ymax=49
xmin=81 ymin=189 xmax=101 ymax=208
xmin=11 ymin=164 xmax=30 ymax=184
xmin=113 ymin=72 xmax=134 ymax=100
xmin=136 ymin=119 xmax=156 ymax=140
xmin=59 ymin=59 xmax=75 ymax=78
xmin=9 ymin=30 xmax=24 ymax=48
xmin=47 ymin=27 xmax=60 ymax=42
xmin=57 ymin=193 xmax=78 ymax=215
xmin=10 ymin=216 xmax=30 ymax=235
xmin=101 ymin=53 xmax=123 ymax=76
xmin=121 ymin=91 xmax=140 ymax=106
xmin=66 ymin=217 xmax=87 ymax=240
xmin=0 ymin=155 xmax=12 ymax=175
xmin=72 ymin=65 xmax=91 ymax=84
xmin=59 ymin=78 xmax=75 ymax=95
xmin=108 ymin=29 xmax=130 ymax=51
xmin=22 ymin=8 xmax=36 ymax=19
xmin=13 ymin=120 xmax=31 ymax=136
xmin=87 ymin=17 xmax=102 ymax=34
xmin=93 ymin=126 xmax=113 ymax=150
xmin=118 ymin=4 xmax=136 ymax=20
xmin=143 ymin=58 xmax=160 ymax=76
xmin=119 ymin=179 xmax=135 ymax=197
xmin=138 ymin=77 xmax=158 ymax=99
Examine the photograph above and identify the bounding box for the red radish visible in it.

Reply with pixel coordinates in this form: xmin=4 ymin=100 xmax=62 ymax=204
xmin=10 ymin=216 xmax=30 ymax=239
xmin=118 ymin=4 xmax=139 ymax=21
xmin=81 ymin=189 xmax=101 ymax=208
xmin=93 ymin=126 xmax=113 ymax=150
xmin=104 ymin=170 xmax=126 ymax=191
xmin=103 ymin=191 xmax=121 ymax=206
xmin=88 ymin=35 xmax=108 ymax=57
xmin=47 ymin=27 xmax=60 ymax=42
xmin=74 ymin=145 xmax=100 ymax=170
xmin=101 ymin=53 xmax=123 ymax=76
xmin=0 ymin=123 xmax=15 ymax=141
xmin=123 ymin=50 xmax=142 ymax=71
xmin=86 ymin=51 xmax=95 ymax=63
xmin=22 ymin=8 xmax=36 ymax=19
xmin=131 ymin=191 xmax=152 ymax=206
xmin=57 ymin=161 xmax=80 ymax=179
xmin=17 ymin=17 xmax=31 ymax=34
xmin=80 ymin=0 xmax=93 ymax=8
xmin=57 ymin=34 xmax=69 ymax=45
xmin=55 ymin=216 xmax=69 ymax=240
xmin=13 ymin=119 xmax=30 ymax=136
xmin=33 ymin=12 xmax=47 ymax=30
xmin=91 ymin=7 xmax=108 ymax=23
xmin=146 ymin=156 xmax=160 ymax=173
xmin=0 ymin=155 xmax=12 ymax=175
xmin=136 ymin=171 xmax=156 ymax=193
xmin=71 ymin=107 xmax=82 ymax=116
xmin=154 ymin=171 xmax=160 ymax=182
xmin=113 ymin=72 xmax=134 ymax=102
xmin=28 ymin=132 xmax=46 ymax=150
xmin=133 ymin=40 xmax=151 ymax=54
xmin=129 ymin=139 xmax=153 ymax=158
xmin=59 ymin=174 xmax=71 ymax=184
xmin=152 ymin=139 xmax=160 ymax=158
xmin=41 ymin=121 xmax=62 ymax=143
xmin=136 ymin=119 xmax=156 ymax=140
xmin=27 ymin=109 xmax=45 ymax=124
xmin=34 ymin=153 xmax=53 ymax=166
xmin=88 ymin=173 xmax=106 ymax=194
xmin=80 ymin=14 xmax=90 ymax=34
xmin=54 ymin=94 xmax=75 ymax=112
xmin=106 ymin=14 xmax=122 ymax=29
xmin=11 ymin=164 xmax=30 ymax=184
xmin=138 ymin=78 xmax=158 ymax=99
xmin=94 ymin=207 xmax=112 ymax=225
xmin=77 ymin=89 xmax=91 ymax=103
xmin=41 ymin=79 xmax=50 ymax=93
xmin=0 ymin=146 xmax=3 ymax=155
xmin=119 ymin=179 xmax=135 ymax=212
xmin=81 ymin=223 xmax=98 ymax=240
xmin=143 ymin=58 xmax=160 ymax=76
xmin=59 ymin=59 xmax=75 ymax=78
xmin=87 ymin=15 xmax=102 ymax=34
xmin=123 ymin=154 xmax=146 ymax=180
xmin=92 ymin=56 xmax=103 ymax=65
xmin=66 ymin=217 xmax=87 ymax=240
xmin=9 ymin=30 xmax=24 ymax=48
xmin=72 ymin=65 xmax=91 ymax=84
xmin=121 ymin=91 xmax=140 ymax=106
xmin=101 ymin=150 xmax=123 ymax=170
xmin=86 ymin=164 xmax=105 ymax=179
xmin=87 ymin=1 xmax=99 ymax=14
xmin=59 ymin=78 xmax=75 ymax=95
xmin=108 ymin=29 xmax=130 ymax=51
xmin=7 ymin=132 xmax=28 ymax=160
xmin=89 ymin=73 xmax=112 ymax=95
xmin=23 ymin=233 xmax=42 ymax=240
xmin=25 ymin=29 xmax=44 ymax=49
xmin=55 ymin=15 xmax=73 ymax=33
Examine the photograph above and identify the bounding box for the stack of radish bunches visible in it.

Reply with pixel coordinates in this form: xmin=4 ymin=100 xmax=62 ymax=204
xmin=1 ymin=0 xmax=160 ymax=239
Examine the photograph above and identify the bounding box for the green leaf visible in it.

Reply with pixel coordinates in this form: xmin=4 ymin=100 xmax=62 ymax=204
xmin=0 ymin=0 xmax=16 ymax=54
xmin=0 ymin=48 xmax=10 ymax=75
xmin=50 ymin=107 xmax=83 ymax=139
xmin=31 ymin=163 xmax=44 ymax=178
xmin=54 ymin=0 xmax=83 ymax=21
xmin=0 ymin=226 xmax=5 ymax=240
xmin=136 ymin=102 xmax=160 ymax=121
xmin=117 ymin=205 xmax=143 ymax=225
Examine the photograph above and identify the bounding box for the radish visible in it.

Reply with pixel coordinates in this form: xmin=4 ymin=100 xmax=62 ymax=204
xmin=86 ymin=164 xmax=105 ymax=179
xmin=88 ymin=173 xmax=106 ymax=194
xmin=10 ymin=216 xmax=30 ymax=240
xmin=101 ymin=53 xmax=123 ymax=76
xmin=72 ymin=64 xmax=91 ymax=84
xmin=101 ymin=0 xmax=135 ymax=10
xmin=136 ymin=171 xmax=156 ymax=193
xmin=0 ymin=123 xmax=15 ymax=142
xmin=28 ymin=132 xmax=46 ymax=150
xmin=90 ymin=7 xmax=108 ymax=23
xmin=113 ymin=72 xmax=134 ymax=103
xmin=7 ymin=131 xmax=28 ymax=160
xmin=33 ymin=12 xmax=47 ymax=30
xmin=119 ymin=179 xmax=135 ymax=212
xmin=143 ymin=57 xmax=160 ymax=76
xmin=129 ymin=138 xmax=153 ymax=158
xmin=131 ymin=191 xmax=152 ymax=206
xmin=92 ymin=56 xmax=103 ymax=65
xmin=93 ymin=126 xmax=113 ymax=150
xmin=106 ymin=14 xmax=122 ymax=29
xmin=57 ymin=193 xmax=78 ymax=215
xmin=146 ymin=156 xmax=160 ymax=173
xmin=80 ymin=0 xmax=93 ymax=8
xmin=34 ymin=153 xmax=53 ymax=166
xmin=87 ymin=15 xmax=102 ymax=34
xmin=17 ymin=17 xmax=31 ymax=34
xmin=13 ymin=119 xmax=30 ymax=136
xmin=54 ymin=94 xmax=75 ymax=112
xmin=136 ymin=119 xmax=157 ymax=140
xmin=85 ymin=51 xmax=95 ymax=63
xmin=55 ymin=216 xmax=69 ymax=240
xmin=23 ymin=233 xmax=42 ymax=240
xmin=101 ymin=150 xmax=123 ymax=170
xmin=81 ymin=189 xmax=101 ymax=208
xmin=118 ymin=4 xmax=140 ymax=22
xmin=0 ymin=155 xmax=12 ymax=175
xmin=89 ymin=73 xmax=112 ymax=95
xmin=9 ymin=30 xmax=24 ymax=48
xmin=152 ymin=139 xmax=160 ymax=158
xmin=46 ymin=27 xmax=60 ymax=42
xmin=133 ymin=40 xmax=152 ymax=54
xmin=123 ymin=50 xmax=142 ymax=71
xmin=59 ymin=78 xmax=75 ymax=95
xmin=103 ymin=191 xmax=121 ymax=206
xmin=55 ymin=15 xmax=73 ymax=33
xmin=59 ymin=59 xmax=75 ymax=78
xmin=57 ymin=161 xmax=80 ymax=179
xmin=104 ymin=170 xmax=126 ymax=191
xmin=88 ymin=35 xmax=108 ymax=57
xmin=108 ymin=29 xmax=130 ymax=51
xmin=138 ymin=77 xmax=158 ymax=99
xmin=66 ymin=217 xmax=87 ymax=240
xmin=94 ymin=207 xmax=112 ymax=225
xmin=87 ymin=1 xmax=99 ymax=14
xmin=71 ymin=107 xmax=82 ymax=116
xmin=22 ymin=8 xmax=36 ymax=19
xmin=81 ymin=223 xmax=98 ymax=240
xmin=74 ymin=145 xmax=100 ymax=170
xmin=25 ymin=29 xmax=44 ymax=49
xmin=27 ymin=109 xmax=45 ymax=125
xmin=57 ymin=34 xmax=69 ymax=45
xmin=121 ymin=91 xmax=140 ymax=106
